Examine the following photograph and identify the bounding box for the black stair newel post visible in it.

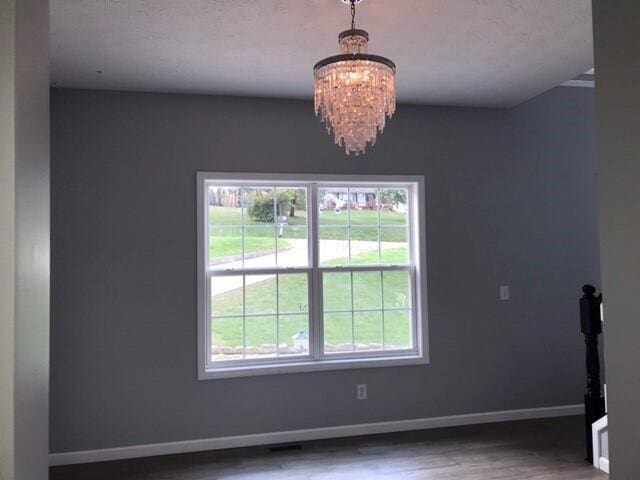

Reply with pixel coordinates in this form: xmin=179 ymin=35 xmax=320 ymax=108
xmin=580 ymin=284 xmax=606 ymax=463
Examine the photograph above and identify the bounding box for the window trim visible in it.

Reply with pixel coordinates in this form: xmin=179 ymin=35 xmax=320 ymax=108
xmin=197 ymin=172 xmax=429 ymax=380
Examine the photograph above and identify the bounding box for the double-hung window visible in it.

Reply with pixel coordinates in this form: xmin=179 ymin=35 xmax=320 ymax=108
xmin=197 ymin=173 xmax=427 ymax=379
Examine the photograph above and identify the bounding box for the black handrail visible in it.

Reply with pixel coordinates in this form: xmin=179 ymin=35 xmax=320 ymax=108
xmin=580 ymin=284 xmax=606 ymax=463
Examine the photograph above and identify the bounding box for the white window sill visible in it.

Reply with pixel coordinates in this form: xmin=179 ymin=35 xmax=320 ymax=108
xmin=199 ymin=354 xmax=428 ymax=380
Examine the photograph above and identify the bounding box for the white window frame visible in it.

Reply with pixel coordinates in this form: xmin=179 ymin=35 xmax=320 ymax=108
xmin=197 ymin=172 xmax=429 ymax=379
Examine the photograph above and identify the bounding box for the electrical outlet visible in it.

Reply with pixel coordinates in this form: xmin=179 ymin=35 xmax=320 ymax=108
xmin=499 ymin=285 xmax=510 ymax=301
xmin=357 ymin=384 xmax=367 ymax=400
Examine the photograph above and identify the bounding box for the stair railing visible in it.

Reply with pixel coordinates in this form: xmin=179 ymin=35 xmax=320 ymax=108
xmin=580 ymin=284 xmax=606 ymax=463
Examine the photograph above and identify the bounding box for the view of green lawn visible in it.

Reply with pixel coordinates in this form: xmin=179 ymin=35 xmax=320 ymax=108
xmin=326 ymin=246 xmax=410 ymax=266
xmin=209 ymin=206 xmax=408 ymax=260
xmin=210 ymin=205 xmax=309 ymax=227
xmin=209 ymin=206 xmax=305 ymax=259
xmin=209 ymin=203 xmax=407 ymax=228
xmin=209 ymin=204 xmax=412 ymax=356
xmin=211 ymin=248 xmax=412 ymax=353
xmin=319 ymin=207 xmax=406 ymax=226
xmin=210 ymin=235 xmax=291 ymax=260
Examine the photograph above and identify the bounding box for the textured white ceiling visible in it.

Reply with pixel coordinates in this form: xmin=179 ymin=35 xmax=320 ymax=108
xmin=50 ymin=0 xmax=593 ymax=107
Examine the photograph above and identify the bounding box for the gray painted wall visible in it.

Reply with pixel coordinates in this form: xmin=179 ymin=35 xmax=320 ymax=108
xmin=50 ymin=86 xmax=599 ymax=453
xmin=593 ymin=1 xmax=640 ymax=478
xmin=0 ymin=0 xmax=50 ymax=478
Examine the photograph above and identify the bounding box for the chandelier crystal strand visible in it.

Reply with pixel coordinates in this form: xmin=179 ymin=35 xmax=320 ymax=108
xmin=313 ymin=0 xmax=396 ymax=155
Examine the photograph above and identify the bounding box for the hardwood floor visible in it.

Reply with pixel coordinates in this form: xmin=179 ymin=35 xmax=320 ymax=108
xmin=50 ymin=416 xmax=607 ymax=479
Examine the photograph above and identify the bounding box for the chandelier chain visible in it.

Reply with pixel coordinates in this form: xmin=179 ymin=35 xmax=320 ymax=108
xmin=350 ymin=0 xmax=356 ymax=30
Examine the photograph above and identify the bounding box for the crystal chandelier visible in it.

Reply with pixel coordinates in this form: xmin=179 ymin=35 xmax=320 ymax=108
xmin=314 ymin=0 xmax=396 ymax=155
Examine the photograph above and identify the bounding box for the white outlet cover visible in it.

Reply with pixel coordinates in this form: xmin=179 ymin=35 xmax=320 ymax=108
xmin=357 ymin=384 xmax=367 ymax=400
xmin=500 ymin=285 xmax=510 ymax=301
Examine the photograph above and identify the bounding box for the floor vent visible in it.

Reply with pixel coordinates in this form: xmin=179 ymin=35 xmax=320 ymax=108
xmin=269 ymin=444 xmax=302 ymax=453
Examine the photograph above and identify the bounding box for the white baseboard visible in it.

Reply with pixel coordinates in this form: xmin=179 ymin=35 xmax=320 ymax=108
xmin=49 ymin=404 xmax=584 ymax=466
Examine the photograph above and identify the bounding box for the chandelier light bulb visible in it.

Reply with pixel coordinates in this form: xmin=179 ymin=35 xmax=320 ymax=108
xmin=313 ymin=0 xmax=396 ymax=155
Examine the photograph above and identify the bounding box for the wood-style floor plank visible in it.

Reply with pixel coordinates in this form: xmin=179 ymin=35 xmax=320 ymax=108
xmin=50 ymin=416 xmax=607 ymax=479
